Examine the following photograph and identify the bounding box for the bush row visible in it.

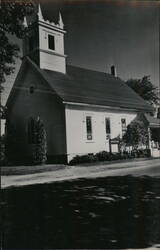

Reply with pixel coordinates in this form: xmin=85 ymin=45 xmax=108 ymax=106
xmin=69 ymin=149 xmax=151 ymax=165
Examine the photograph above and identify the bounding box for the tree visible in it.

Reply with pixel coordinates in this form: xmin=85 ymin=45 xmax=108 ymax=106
xmin=0 ymin=0 xmax=34 ymax=85
xmin=157 ymin=107 xmax=160 ymax=119
xmin=0 ymin=0 xmax=35 ymax=117
xmin=5 ymin=120 xmax=17 ymax=163
xmin=122 ymin=119 xmax=149 ymax=150
xmin=0 ymin=134 xmax=6 ymax=164
xmin=126 ymin=76 xmax=159 ymax=106
xmin=32 ymin=117 xmax=47 ymax=165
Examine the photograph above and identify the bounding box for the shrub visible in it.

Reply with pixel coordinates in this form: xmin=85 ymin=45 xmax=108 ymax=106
xmin=111 ymin=152 xmax=122 ymax=161
xmin=31 ymin=118 xmax=47 ymax=165
xmin=69 ymin=148 xmax=151 ymax=165
xmin=144 ymin=149 xmax=151 ymax=157
xmin=0 ymin=134 xmax=6 ymax=165
xmin=131 ymin=148 xmax=151 ymax=158
xmin=95 ymin=151 xmax=110 ymax=161
xmin=121 ymin=151 xmax=133 ymax=159
xmin=130 ymin=149 xmax=149 ymax=158
xmin=69 ymin=153 xmax=98 ymax=165
xmin=69 ymin=151 xmax=125 ymax=165
xmin=5 ymin=120 xmax=17 ymax=164
xmin=87 ymin=153 xmax=98 ymax=163
xmin=122 ymin=118 xmax=149 ymax=150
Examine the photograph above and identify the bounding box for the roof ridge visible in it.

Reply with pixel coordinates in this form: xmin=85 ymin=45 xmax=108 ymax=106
xmin=66 ymin=64 xmax=115 ymax=77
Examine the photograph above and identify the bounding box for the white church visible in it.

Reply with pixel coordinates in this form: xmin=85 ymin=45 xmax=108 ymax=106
xmin=6 ymin=5 xmax=159 ymax=164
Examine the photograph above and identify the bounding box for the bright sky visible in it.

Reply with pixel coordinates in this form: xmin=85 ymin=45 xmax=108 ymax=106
xmin=2 ymin=0 xmax=160 ymax=108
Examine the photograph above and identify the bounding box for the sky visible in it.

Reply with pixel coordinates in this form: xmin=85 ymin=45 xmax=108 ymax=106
xmin=2 ymin=0 xmax=160 ymax=107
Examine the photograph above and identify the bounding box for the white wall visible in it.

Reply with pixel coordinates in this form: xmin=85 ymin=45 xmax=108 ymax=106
xmin=65 ymin=105 xmax=137 ymax=162
xmin=40 ymin=50 xmax=66 ymax=73
xmin=39 ymin=25 xmax=66 ymax=73
xmin=39 ymin=26 xmax=65 ymax=55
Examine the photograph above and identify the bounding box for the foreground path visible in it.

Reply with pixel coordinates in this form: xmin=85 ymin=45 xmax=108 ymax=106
xmin=1 ymin=158 xmax=160 ymax=188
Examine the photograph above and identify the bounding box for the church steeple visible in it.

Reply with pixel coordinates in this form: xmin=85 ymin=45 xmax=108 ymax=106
xmin=58 ymin=12 xmax=64 ymax=29
xmin=23 ymin=4 xmax=67 ymax=74
xmin=23 ymin=16 xmax=28 ymax=28
xmin=38 ymin=4 xmax=43 ymax=21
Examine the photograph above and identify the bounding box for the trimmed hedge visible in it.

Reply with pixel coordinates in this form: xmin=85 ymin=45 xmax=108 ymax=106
xmin=69 ymin=149 xmax=151 ymax=165
xmin=95 ymin=151 xmax=110 ymax=161
xmin=69 ymin=154 xmax=98 ymax=165
xmin=130 ymin=148 xmax=151 ymax=158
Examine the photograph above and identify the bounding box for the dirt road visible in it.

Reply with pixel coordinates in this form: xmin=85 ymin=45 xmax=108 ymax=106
xmin=1 ymin=158 xmax=160 ymax=188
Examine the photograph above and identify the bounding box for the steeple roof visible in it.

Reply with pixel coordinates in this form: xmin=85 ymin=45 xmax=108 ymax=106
xmin=37 ymin=4 xmax=64 ymax=29
xmin=23 ymin=3 xmax=64 ymax=29
xmin=36 ymin=2 xmax=60 ymax=25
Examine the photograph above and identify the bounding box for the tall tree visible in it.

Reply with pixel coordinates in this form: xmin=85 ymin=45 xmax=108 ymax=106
xmin=126 ymin=76 xmax=159 ymax=106
xmin=32 ymin=117 xmax=47 ymax=165
xmin=122 ymin=119 xmax=149 ymax=150
xmin=157 ymin=107 xmax=160 ymax=119
xmin=0 ymin=0 xmax=35 ymax=117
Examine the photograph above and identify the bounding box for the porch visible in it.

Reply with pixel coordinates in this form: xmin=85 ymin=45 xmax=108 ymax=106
xmin=145 ymin=114 xmax=160 ymax=158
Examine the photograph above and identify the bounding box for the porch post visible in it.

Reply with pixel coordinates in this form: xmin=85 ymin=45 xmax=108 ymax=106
xmin=109 ymin=137 xmax=112 ymax=154
xmin=148 ymin=127 xmax=152 ymax=155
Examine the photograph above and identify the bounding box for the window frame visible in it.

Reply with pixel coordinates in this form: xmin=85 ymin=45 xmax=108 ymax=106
xmin=105 ymin=117 xmax=111 ymax=140
xmin=48 ymin=34 xmax=55 ymax=51
xmin=121 ymin=118 xmax=127 ymax=136
xmin=86 ymin=115 xmax=93 ymax=141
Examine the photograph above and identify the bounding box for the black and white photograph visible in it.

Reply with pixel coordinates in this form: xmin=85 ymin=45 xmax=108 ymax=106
xmin=1 ymin=0 xmax=160 ymax=248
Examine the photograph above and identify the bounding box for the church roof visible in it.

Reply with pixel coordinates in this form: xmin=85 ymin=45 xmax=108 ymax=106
xmin=33 ymin=59 xmax=153 ymax=112
xmin=10 ymin=57 xmax=153 ymax=112
xmin=144 ymin=114 xmax=160 ymax=128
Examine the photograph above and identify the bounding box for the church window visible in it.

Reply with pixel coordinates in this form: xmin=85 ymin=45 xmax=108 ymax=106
xmin=29 ymin=86 xmax=35 ymax=94
xmin=48 ymin=34 xmax=55 ymax=50
xmin=86 ymin=116 xmax=92 ymax=140
xmin=105 ymin=118 xmax=111 ymax=139
xmin=121 ymin=118 xmax=127 ymax=136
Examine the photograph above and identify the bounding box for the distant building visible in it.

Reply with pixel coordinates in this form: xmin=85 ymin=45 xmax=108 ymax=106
xmin=6 ymin=5 xmax=159 ymax=163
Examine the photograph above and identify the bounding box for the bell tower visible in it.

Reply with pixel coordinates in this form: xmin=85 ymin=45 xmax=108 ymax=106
xmin=23 ymin=4 xmax=67 ymax=74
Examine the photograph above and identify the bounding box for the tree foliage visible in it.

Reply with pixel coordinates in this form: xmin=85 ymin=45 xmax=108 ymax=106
xmin=0 ymin=134 xmax=6 ymax=164
xmin=157 ymin=107 xmax=160 ymax=119
xmin=0 ymin=0 xmax=35 ymax=119
xmin=126 ymin=76 xmax=159 ymax=106
xmin=151 ymin=128 xmax=160 ymax=143
xmin=31 ymin=117 xmax=47 ymax=165
xmin=5 ymin=120 xmax=17 ymax=163
xmin=5 ymin=117 xmax=47 ymax=165
xmin=0 ymin=0 xmax=35 ymax=86
xmin=122 ymin=119 xmax=149 ymax=150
